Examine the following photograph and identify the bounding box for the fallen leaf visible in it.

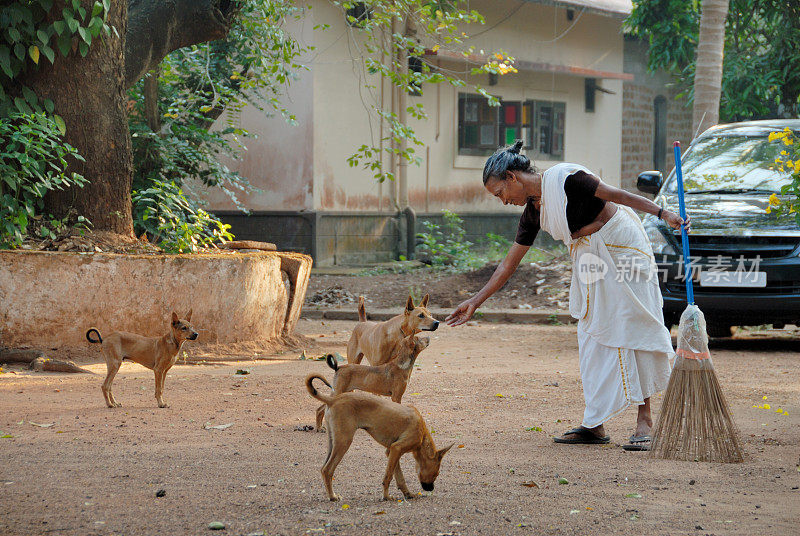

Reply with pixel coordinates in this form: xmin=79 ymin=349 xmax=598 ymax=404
xmin=457 ymin=444 xmax=465 ymax=448
xmin=203 ymin=422 xmax=234 ymax=430
xmin=569 ymin=509 xmax=580 ymax=515
xmin=373 ymin=510 xmax=385 ymax=515
xmin=558 ymin=478 xmax=569 ymax=485
xmin=342 ymin=504 xmax=350 ymax=510
xmin=1 ymin=434 xmax=13 ymax=439
xmin=235 ymin=369 xmax=250 ymax=375
xmin=29 ymin=422 xmax=54 ymax=428
xmin=208 ymin=521 xmax=225 ymax=530
xmin=521 ymin=481 xmax=539 ymax=488
xmin=625 ymin=493 xmax=642 ymax=498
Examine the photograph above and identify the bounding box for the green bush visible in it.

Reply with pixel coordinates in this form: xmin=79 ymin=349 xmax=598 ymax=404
xmin=0 ymin=113 xmax=87 ymax=248
xmin=132 ymin=179 xmax=233 ymax=253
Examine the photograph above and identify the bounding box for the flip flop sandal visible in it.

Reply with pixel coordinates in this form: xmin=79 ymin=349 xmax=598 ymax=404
xmin=553 ymin=427 xmax=611 ymax=444
xmin=622 ymin=435 xmax=652 ymax=451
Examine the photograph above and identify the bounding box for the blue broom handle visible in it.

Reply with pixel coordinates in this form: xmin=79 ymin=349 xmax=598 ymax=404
xmin=673 ymin=142 xmax=694 ymax=305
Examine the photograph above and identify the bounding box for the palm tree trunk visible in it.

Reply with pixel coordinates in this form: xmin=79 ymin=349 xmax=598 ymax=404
xmin=692 ymin=0 xmax=729 ymax=136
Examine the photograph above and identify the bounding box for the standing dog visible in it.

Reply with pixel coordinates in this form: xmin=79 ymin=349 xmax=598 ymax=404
xmin=348 ymin=294 xmax=439 ymax=366
xmin=306 ymin=374 xmax=453 ymax=501
xmin=86 ymin=311 xmax=198 ymax=408
xmin=314 ymin=334 xmax=429 ymax=430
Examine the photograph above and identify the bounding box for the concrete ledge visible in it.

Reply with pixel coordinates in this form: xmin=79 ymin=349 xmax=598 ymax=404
xmin=0 ymin=250 xmax=311 ymax=349
xmin=301 ymin=307 xmax=575 ymax=325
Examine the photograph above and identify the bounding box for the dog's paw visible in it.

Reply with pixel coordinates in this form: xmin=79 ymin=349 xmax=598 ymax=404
xmin=328 ymin=494 xmax=341 ymax=502
xmin=158 ymin=402 xmax=169 ymax=408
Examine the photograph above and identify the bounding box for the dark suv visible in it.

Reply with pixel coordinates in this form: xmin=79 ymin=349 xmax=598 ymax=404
xmin=638 ymin=119 xmax=800 ymax=337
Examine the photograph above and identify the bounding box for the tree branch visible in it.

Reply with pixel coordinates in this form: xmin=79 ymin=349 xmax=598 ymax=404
xmin=125 ymin=0 xmax=239 ymax=89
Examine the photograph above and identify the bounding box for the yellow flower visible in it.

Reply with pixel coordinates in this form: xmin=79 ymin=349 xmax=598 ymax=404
xmin=769 ymin=193 xmax=780 ymax=206
xmin=788 ymin=160 xmax=795 ymax=168
xmin=765 ymin=206 xmax=771 ymax=214
xmin=764 ymin=404 xmax=771 ymax=409
xmin=769 ymin=131 xmax=786 ymax=142
xmin=781 ymin=150 xmax=788 ymax=155
xmin=763 ymin=396 xmax=768 ymax=400
xmin=495 ymin=52 xmax=504 ymax=60
xmin=432 ymin=44 xmax=440 ymax=52
xmin=783 ymin=137 xmax=794 ymax=146
xmin=794 ymin=161 xmax=800 ymax=172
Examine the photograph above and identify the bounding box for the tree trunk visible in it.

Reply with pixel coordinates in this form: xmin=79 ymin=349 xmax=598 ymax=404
xmin=692 ymin=0 xmax=729 ymax=137
xmin=24 ymin=0 xmax=134 ymax=236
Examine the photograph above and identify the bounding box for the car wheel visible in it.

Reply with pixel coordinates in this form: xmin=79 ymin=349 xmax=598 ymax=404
xmin=706 ymin=323 xmax=733 ymax=338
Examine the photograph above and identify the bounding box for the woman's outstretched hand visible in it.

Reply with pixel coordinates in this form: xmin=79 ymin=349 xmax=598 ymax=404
xmin=662 ymin=210 xmax=691 ymax=232
xmin=445 ymin=299 xmax=478 ymax=327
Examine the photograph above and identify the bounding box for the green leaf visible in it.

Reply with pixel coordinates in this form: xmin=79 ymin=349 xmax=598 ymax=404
xmin=13 ymin=97 xmax=31 ymax=114
xmin=7 ymin=27 xmax=21 ymax=43
xmin=53 ymin=20 xmax=66 ymax=35
xmin=78 ymin=26 xmax=90 ymax=45
xmin=53 ymin=115 xmax=66 ymax=135
xmin=22 ymin=86 xmax=37 ymax=105
xmin=28 ymin=45 xmax=40 ymax=64
xmin=41 ymin=45 xmax=55 ymax=64
xmin=44 ymin=98 xmax=54 ymax=114
xmin=57 ymin=35 xmax=72 ymax=57
xmin=37 ymin=30 xmax=49 ymax=44
xmin=92 ymin=1 xmax=103 ymax=17
xmin=0 ymin=46 xmax=12 ymax=77
xmin=79 ymin=40 xmax=88 ymax=57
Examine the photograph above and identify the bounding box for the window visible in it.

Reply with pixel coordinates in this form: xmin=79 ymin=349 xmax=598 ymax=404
xmin=458 ymin=94 xmax=499 ymax=156
xmin=458 ymin=93 xmax=565 ymax=160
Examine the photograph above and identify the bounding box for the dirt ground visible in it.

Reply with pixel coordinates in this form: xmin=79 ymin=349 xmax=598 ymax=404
xmin=306 ymin=260 xmax=573 ymax=312
xmin=1 ymin=317 xmax=798 ymax=536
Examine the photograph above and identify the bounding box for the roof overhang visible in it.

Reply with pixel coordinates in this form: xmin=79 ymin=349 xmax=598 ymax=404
xmin=526 ymin=0 xmax=632 ymax=19
xmin=424 ymin=49 xmax=634 ymax=81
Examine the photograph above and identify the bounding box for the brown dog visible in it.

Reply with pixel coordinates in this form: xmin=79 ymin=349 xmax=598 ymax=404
xmin=315 ymin=334 xmax=429 ymax=431
xmin=86 ymin=311 xmax=198 ymax=408
xmin=306 ymin=374 xmax=453 ymax=501
xmin=348 ymin=294 xmax=439 ymax=366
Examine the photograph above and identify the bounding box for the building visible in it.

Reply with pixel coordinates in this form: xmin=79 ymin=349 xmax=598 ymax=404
xmin=204 ymin=0 xmax=688 ymax=265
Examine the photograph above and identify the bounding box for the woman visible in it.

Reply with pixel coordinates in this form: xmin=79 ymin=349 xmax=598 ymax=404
xmin=445 ymin=140 xmax=688 ymax=449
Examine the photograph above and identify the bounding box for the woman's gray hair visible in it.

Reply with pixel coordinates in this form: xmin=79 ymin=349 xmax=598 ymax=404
xmin=482 ymin=140 xmax=535 ymax=184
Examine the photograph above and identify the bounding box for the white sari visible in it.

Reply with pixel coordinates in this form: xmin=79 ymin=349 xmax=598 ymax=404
xmin=540 ymin=164 xmax=674 ymax=427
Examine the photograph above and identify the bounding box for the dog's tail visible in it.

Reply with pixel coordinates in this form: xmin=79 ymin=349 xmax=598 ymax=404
xmin=325 ymin=354 xmax=339 ymax=371
xmin=357 ymin=296 xmax=367 ymax=322
xmin=86 ymin=328 xmax=103 ymax=344
xmin=306 ymin=374 xmax=334 ymax=405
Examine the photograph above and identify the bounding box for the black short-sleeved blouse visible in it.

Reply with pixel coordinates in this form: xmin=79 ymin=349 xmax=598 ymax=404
xmin=514 ymin=170 xmax=606 ymax=246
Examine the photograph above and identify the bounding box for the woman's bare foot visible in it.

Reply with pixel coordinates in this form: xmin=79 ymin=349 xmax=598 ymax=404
xmin=634 ymin=398 xmax=653 ymax=438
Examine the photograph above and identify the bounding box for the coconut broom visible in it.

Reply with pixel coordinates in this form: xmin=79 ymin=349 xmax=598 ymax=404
xmin=649 ymin=141 xmax=743 ymax=463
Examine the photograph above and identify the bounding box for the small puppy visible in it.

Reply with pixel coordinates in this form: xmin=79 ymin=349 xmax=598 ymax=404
xmin=86 ymin=311 xmax=198 ymax=408
xmin=315 ymin=334 xmax=429 ymax=430
xmin=306 ymin=374 xmax=453 ymax=501
xmin=348 ymin=294 xmax=439 ymax=366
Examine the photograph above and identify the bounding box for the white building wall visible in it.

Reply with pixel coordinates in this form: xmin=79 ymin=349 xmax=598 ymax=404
xmin=205 ymin=0 xmax=626 ymax=213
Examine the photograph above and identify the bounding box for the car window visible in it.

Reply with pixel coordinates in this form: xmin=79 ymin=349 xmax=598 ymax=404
xmin=662 ymin=134 xmax=795 ymax=194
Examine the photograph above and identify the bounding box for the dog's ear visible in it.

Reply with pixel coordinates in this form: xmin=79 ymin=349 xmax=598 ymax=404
xmin=405 ymin=295 xmax=414 ymax=314
xmin=171 ymin=311 xmax=179 ymax=324
xmin=185 ymin=309 xmax=193 ymax=321
xmin=437 ymin=442 xmax=455 ymax=460
xmin=420 ymin=293 xmax=429 ymax=308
